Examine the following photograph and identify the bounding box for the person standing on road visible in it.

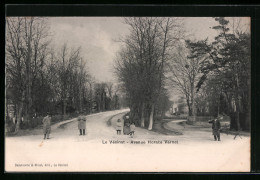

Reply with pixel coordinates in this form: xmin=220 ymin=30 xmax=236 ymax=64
xmin=78 ymin=112 xmax=86 ymax=136
xmin=208 ymin=115 xmax=222 ymax=141
xmin=129 ymin=122 xmax=136 ymax=138
xmin=116 ymin=119 xmax=122 ymax=135
xmin=42 ymin=112 xmax=51 ymax=140
xmin=125 ymin=115 xmax=130 ymax=123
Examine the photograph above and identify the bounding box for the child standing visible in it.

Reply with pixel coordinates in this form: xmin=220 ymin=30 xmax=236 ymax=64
xmin=116 ymin=119 xmax=122 ymax=135
xmin=78 ymin=113 xmax=87 ymax=136
xmin=129 ymin=122 xmax=136 ymax=138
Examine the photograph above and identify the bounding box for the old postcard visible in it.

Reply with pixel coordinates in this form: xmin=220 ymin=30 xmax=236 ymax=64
xmin=5 ymin=15 xmax=251 ymax=172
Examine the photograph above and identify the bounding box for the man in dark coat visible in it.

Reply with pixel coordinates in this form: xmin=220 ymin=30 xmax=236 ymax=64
xmin=42 ymin=112 xmax=51 ymax=139
xmin=208 ymin=115 xmax=222 ymax=141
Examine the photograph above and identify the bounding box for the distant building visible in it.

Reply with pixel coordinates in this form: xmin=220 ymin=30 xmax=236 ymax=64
xmin=172 ymin=97 xmax=189 ymax=115
xmin=172 ymin=104 xmax=178 ymax=113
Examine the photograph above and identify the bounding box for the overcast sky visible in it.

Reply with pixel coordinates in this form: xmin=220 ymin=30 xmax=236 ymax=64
xmin=48 ymin=17 xmax=250 ymax=84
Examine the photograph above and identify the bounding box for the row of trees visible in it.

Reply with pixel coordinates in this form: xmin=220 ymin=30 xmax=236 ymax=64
xmin=165 ymin=42 xmax=201 ymax=117
xmin=6 ymin=17 xmax=250 ymax=132
xmin=94 ymin=82 xmax=123 ymax=112
xmin=116 ymin=17 xmax=250 ymax=131
xmin=115 ymin=17 xmax=183 ymax=130
xmin=166 ymin=17 xmax=250 ymax=130
xmin=187 ymin=17 xmax=250 ymax=130
xmin=5 ymin=17 xmax=123 ymax=132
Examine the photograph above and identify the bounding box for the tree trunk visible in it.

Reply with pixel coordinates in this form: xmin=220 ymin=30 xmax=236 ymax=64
xmin=217 ymin=101 xmax=220 ymax=116
xmin=187 ymin=101 xmax=192 ymax=116
xmin=192 ymin=100 xmax=196 ymax=120
xmin=79 ymin=87 xmax=82 ymax=112
xmin=6 ymin=98 xmax=9 ymax=119
xmin=15 ymin=91 xmax=25 ymax=133
xmin=63 ymin=98 xmax=66 ymax=116
xmin=25 ymin=18 xmax=33 ymax=122
xmin=236 ymin=111 xmax=240 ymax=131
xmin=148 ymin=103 xmax=155 ymax=130
xmin=160 ymin=110 xmax=165 ymax=121
xmin=191 ymin=88 xmax=195 ymax=117
xmin=140 ymin=102 xmax=145 ymax=127
xmin=223 ymin=92 xmax=232 ymax=115
xmin=103 ymin=93 xmax=105 ymax=111
xmin=89 ymin=84 xmax=92 ymax=114
xmin=235 ymin=72 xmax=241 ymax=131
xmin=15 ymin=107 xmax=22 ymax=132
xmin=184 ymin=94 xmax=191 ymax=116
xmin=98 ymin=94 xmax=101 ymax=112
xmin=15 ymin=102 xmax=23 ymax=133
xmin=235 ymin=97 xmax=241 ymax=131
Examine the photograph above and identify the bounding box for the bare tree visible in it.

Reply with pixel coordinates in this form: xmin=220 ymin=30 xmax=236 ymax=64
xmin=186 ymin=17 xmax=250 ymax=130
xmin=6 ymin=17 xmax=96 ymax=132
xmin=166 ymin=43 xmax=202 ymax=117
xmin=56 ymin=44 xmax=85 ymax=115
xmin=6 ymin=17 xmax=50 ymax=132
xmin=115 ymin=17 xmax=183 ymax=130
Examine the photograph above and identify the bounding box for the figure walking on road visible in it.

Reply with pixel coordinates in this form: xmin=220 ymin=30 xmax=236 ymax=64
xmin=116 ymin=119 xmax=122 ymax=135
xmin=208 ymin=115 xmax=222 ymax=141
xmin=42 ymin=112 xmax=51 ymax=140
xmin=78 ymin=112 xmax=86 ymax=136
xmin=129 ymin=122 xmax=136 ymax=138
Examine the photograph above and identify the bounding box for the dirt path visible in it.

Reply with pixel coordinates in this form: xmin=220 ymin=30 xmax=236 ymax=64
xmin=5 ymin=110 xmax=250 ymax=172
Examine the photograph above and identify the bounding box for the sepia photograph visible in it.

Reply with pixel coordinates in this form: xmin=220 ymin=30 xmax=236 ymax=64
xmin=5 ymin=16 xmax=251 ymax=172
